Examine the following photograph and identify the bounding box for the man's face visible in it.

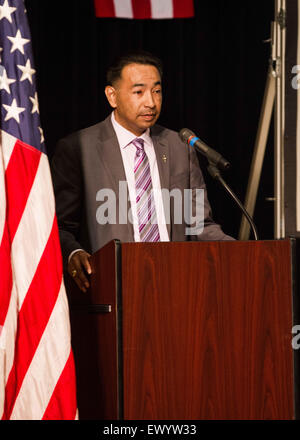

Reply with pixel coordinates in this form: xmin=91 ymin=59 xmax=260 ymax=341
xmin=105 ymin=63 xmax=162 ymax=136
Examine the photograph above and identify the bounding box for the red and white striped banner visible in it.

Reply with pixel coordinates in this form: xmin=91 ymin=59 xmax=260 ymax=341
xmin=0 ymin=132 xmax=78 ymax=420
xmin=94 ymin=0 xmax=194 ymax=19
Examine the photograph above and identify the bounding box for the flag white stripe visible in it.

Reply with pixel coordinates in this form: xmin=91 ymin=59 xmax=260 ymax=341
xmin=0 ymin=145 xmax=6 ymax=247
xmin=10 ymin=281 xmax=71 ymax=420
xmin=12 ymin=154 xmax=55 ymax=310
xmin=1 ymin=131 xmax=16 ymax=170
xmin=0 ymin=134 xmax=14 ymax=419
xmin=0 ymin=350 xmax=4 ymax=420
xmin=0 ymin=283 xmax=18 ymax=393
xmin=113 ymin=0 xmax=133 ymax=18
xmin=150 ymin=0 xmax=173 ymax=19
xmin=0 ymin=175 xmax=6 ymax=415
xmin=0 ymin=173 xmax=6 ymax=393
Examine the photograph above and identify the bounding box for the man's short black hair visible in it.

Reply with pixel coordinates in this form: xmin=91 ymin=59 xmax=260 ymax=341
xmin=106 ymin=51 xmax=163 ymax=86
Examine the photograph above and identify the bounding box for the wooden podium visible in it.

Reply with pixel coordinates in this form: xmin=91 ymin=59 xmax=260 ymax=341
xmin=67 ymin=239 xmax=299 ymax=420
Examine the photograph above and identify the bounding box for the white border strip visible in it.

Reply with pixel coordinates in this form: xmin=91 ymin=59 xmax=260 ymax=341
xmin=297 ymin=0 xmax=300 ymax=230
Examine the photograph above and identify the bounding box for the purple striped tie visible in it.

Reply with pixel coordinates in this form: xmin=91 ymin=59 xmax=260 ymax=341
xmin=133 ymin=138 xmax=160 ymax=242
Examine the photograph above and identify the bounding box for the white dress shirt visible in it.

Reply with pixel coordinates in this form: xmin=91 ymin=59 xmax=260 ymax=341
xmin=111 ymin=111 xmax=169 ymax=242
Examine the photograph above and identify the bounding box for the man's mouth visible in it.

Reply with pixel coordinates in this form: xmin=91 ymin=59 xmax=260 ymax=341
xmin=140 ymin=113 xmax=156 ymax=120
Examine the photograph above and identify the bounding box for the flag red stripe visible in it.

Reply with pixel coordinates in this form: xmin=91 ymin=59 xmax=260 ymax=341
xmin=42 ymin=351 xmax=77 ymax=420
xmin=5 ymin=140 xmax=41 ymax=240
xmin=132 ymin=0 xmax=151 ymax=19
xmin=0 ymin=223 xmax=13 ymax=326
xmin=94 ymin=0 xmax=115 ymax=17
xmin=173 ymin=0 xmax=194 ymax=18
xmin=2 ymin=218 xmax=62 ymax=420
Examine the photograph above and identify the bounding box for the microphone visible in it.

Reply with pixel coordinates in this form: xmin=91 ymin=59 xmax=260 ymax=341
xmin=179 ymin=128 xmax=258 ymax=240
xmin=179 ymin=128 xmax=230 ymax=170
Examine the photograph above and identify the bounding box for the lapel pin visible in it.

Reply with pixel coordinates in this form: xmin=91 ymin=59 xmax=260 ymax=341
xmin=162 ymin=154 xmax=167 ymax=163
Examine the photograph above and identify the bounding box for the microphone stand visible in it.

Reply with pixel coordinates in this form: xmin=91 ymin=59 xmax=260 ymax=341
xmin=207 ymin=162 xmax=259 ymax=241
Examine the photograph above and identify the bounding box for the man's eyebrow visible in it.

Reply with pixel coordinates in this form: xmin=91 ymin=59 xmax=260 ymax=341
xmin=131 ymin=81 xmax=162 ymax=88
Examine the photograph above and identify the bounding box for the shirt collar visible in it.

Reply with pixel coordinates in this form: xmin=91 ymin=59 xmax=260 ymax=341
xmin=111 ymin=111 xmax=152 ymax=149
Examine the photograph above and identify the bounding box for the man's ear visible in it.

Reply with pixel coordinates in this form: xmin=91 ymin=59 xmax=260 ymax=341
xmin=105 ymin=85 xmax=117 ymax=108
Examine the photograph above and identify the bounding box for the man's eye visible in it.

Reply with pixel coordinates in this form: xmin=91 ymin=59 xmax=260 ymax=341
xmin=134 ymin=90 xmax=142 ymax=94
xmin=154 ymin=89 xmax=162 ymax=94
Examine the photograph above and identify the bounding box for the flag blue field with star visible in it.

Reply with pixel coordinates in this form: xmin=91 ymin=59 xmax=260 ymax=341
xmin=0 ymin=0 xmax=45 ymax=152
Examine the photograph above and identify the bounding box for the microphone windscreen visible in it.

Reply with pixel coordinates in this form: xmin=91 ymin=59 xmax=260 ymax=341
xmin=178 ymin=128 xmax=195 ymax=143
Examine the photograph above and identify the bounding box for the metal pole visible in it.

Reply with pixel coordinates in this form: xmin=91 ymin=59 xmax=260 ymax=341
xmin=274 ymin=0 xmax=286 ymax=238
xmin=238 ymin=19 xmax=277 ymax=240
xmin=238 ymin=64 xmax=276 ymax=240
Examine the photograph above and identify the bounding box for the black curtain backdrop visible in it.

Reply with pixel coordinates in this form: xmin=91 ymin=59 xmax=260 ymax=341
xmin=25 ymin=0 xmax=275 ymax=239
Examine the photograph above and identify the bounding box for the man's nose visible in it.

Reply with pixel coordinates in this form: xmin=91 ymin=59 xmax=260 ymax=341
xmin=144 ymin=91 xmax=156 ymax=108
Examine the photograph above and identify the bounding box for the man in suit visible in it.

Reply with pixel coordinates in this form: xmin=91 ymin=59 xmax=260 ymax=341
xmin=51 ymin=51 xmax=233 ymax=292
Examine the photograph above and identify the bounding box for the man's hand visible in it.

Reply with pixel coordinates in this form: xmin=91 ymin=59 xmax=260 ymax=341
xmin=68 ymin=250 xmax=92 ymax=292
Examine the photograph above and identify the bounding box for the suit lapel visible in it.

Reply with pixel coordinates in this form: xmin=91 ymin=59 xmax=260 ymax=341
xmin=151 ymin=129 xmax=171 ymax=238
xmin=95 ymin=117 xmax=134 ymax=241
xmin=97 ymin=136 xmax=126 ymax=192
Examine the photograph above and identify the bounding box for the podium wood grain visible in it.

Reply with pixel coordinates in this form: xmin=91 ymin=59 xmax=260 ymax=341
xmin=68 ymin=240 xmax=294 ymax=419
xmin=121 ymin=241 xmax=293 ymax=419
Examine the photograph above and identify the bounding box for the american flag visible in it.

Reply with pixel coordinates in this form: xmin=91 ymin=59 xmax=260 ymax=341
xmin=94 ymin=0 xmax=195 ymax=19
xmin=0 ymin=0 xmax=77 ymax=419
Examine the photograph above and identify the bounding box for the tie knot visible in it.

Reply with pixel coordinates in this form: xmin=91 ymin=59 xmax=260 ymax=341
xmin=132 ymin=138 xmax=145 ymax=156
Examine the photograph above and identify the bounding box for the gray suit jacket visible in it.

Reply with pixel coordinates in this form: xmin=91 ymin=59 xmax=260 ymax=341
xmin=51 ymin=116 xmax=233 ymax=265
